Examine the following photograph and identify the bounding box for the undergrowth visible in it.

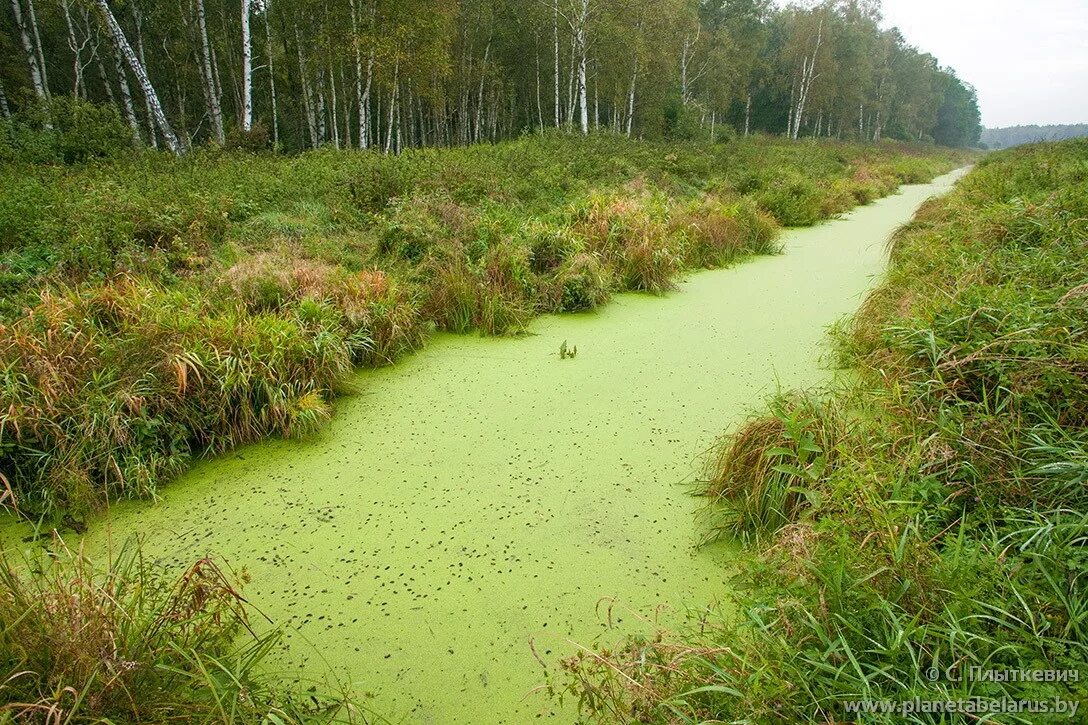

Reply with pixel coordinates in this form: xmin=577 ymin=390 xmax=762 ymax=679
xmin=559 ymin=140 xmax=1088 ymax=722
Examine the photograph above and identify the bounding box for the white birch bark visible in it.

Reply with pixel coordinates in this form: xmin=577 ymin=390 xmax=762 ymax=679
xmin=62 ymin=0 xmax=89 ymax=97
xmin=241 ymin=0 xmax=253 ymax=132
xmin=131 ymin=2 xmax=157 ymax=148
xmin=94 ymin=35 xmax=115 ymax=106
xmin=744 ymin=92 xmax=751 ymax=136
xmin=552 ymin=1 xmax=560 ymax=128
xmin=10 ymin=0 xmax=47 ymax=101
xmin=195 ymin=0 xmax=224 ymax=143
xmin=94 ymin=0 xmax=180 ymax=153
xmin=535 ymin=35 xmax=543 ymax=131
xmin=625 ymin=57 xmax=637 ymax=137
xmin=575 ymin=33 xmax=587 ymax=134
xmin=384 ymin=57 xmax=399 ymax=154
xmin=111 ymin=40 xmax=140 ymax=143
xmin=295 ymin=21 xmax=317 ymax=147
xmin=791 ymin=14 xmax=823 ymax=140
xmin=349 ymin=0 xmax=370 ymax=149
xmin=316 ymin=68 xmax=326 ymax=144
xmin=262 ymin=5 xmax=278 ymax=145
xmin=0 ymin=80 xmax=10 ymax=118
xmin=474 ymin=39 xmax=490 ymax=143
xmin=329 ymin=63 xmax=340 ymax=148
xmin=25 ymin=0 xmax=49 ymax=98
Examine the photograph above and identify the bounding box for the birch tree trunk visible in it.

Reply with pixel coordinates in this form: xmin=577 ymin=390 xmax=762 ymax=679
xmin=0 ymin=80 xmax=10 ymax=118
xmin=131 ymin=3 xmax=157 ymax=148
xmin=295 ymin=21 xmax=317 ymax=147
xmin=362 ymin=49 xmax=373 ymax=149
xmin=349 ymin=0 xmax=371 ymax=149
xmin=26 ymin=0 xmax=49 ymax=98
xmin=111 ymin=41 xmax=140 ymax=143
xmin=195 ymin=0 xmax=224 ymax=143
xmin=625 ymin=57 xmax=637 ymax=137
xmin=339 ymin=66 xmax=351 ymax=148
xmin=575 ymin=29 xmax=588 ymax=134
xmin=744 ymin=92 xmax=751 ymax=136
xmin=474 ymin=39 xmax=490 ymax=143
xmin=10 ymin=0 xmax=48 ymax=101
xmin=680 ymin=35 xmax=691 ymax=105
xmin=535 ymin=36 xmax=543 ymax=131
xmin=94 ymin=0 xmax=180 ymax=153
xmin=241 ymin=0 xmax=253 ymax=132
xmin=552 ymin=1 xmax=560 ymax=128
xmin=791 ymin=15 xmax=823 ymax=140
xmin=316 ymin=69 xmax=326 ymax=144
xmin=62 ymin=0 xmax=87 ymax=97
xmin=263 ymin=6 xmax=278 ymax=145
xmin=574 ymin=0 xmax=591 ymax=134
xmin=385 ymin=57 xmax=399 ymax=154
xmin=329 ymin=63 xmax=340 ymax=148
xmin=94 ymin=37 xmax=115 ymax=106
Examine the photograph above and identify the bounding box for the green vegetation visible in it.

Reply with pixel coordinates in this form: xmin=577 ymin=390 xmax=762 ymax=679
xmin=0 ymin=134 xmax=963 ymax=519
xmin=1 ymin=1 xmax=981 ymax=155
xmin=561 ymin=140 xmax=1088 ymax=721
xmin=0 ymin=540 xmax=358 ymax=723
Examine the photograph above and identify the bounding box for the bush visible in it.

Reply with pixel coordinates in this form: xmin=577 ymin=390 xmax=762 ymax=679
xmin=224 ymin=121 xmax=271 ymax=152
xmin=551 ymin=252 xmax=612 ymax=312
xmin=0 ymin=97 xmax=133 ymax=164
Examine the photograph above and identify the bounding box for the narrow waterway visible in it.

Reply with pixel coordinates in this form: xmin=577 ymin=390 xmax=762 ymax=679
xmin=4 ymin=169 xmax=965 ymax=723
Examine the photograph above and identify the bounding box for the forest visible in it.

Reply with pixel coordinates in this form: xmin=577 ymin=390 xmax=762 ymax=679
xmin=2 ymin=0 xmax=982 ymax=156
xmin=982 ymin=123 xmax=1088 ymax=149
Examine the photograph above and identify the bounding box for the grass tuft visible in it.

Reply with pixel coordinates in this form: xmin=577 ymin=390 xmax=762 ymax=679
xmin=0 ymin=539 xmax=358 ymax=723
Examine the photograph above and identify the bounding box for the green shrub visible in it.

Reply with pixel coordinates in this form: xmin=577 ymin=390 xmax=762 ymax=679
xmin=0 ymin=97 xmax=133 ymax=165
xmin=552 ymin=252 xmax=612 ymax=312
xmin=224 ymin=121 xmax=271 ymax=152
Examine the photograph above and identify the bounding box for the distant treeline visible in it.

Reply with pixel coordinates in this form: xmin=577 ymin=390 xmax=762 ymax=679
xmin=982 ymin=124 xmax=1088 ymax=150
xmin=0 ymin=0 xmax=982 ymax=154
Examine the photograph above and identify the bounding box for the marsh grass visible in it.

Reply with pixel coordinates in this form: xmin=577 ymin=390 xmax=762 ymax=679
xmin=0 ymin=539 xmax=360 ymax=723
xmin=0 ymin=134 xmax=964 ymax=519
xmin=561 ymin=140 xmax=1088 ymax=722
xmin=703 ymin=394 xmax=843 ymax=543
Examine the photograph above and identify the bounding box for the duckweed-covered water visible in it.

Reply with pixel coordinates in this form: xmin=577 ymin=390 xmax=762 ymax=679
xmin=3 ymin=170 xmax=964 ymax=723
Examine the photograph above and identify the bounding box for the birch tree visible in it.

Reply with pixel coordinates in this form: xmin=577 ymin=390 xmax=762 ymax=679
xmin=10 ymin=0 xmax=48 ymax=101
xmin=93 ymin=0 xmax=181 ymax=152
xmin=193 ymin=0 xmax=224 ymax=144
xmin=241 ymin=0 xmax=253 ymax=131
xmin=0 ymin=0 xmax=982 ymax=150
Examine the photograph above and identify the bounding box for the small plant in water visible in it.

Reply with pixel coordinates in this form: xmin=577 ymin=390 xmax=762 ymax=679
xmin=559 ymin=340 xmax=578 ymax=359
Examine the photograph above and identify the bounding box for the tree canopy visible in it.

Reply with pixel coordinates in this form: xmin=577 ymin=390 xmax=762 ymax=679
xmin=0 ymin=0 xmax=982 ymax=152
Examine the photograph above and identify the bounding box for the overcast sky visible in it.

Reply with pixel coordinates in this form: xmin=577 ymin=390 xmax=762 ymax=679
xmin=878 ymin=0 xmax=1088 ymax=128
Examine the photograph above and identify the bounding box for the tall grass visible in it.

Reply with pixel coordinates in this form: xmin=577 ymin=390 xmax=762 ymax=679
xmin=703 ymin=394 xmax=842 ymax=543
xmin=0 ymin=539 xmax=360 ymax=723
xmin=0 ymin=134 xmax=966 ymax=519
xmin=561 ymin=140 xmax=1088 ymax=722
